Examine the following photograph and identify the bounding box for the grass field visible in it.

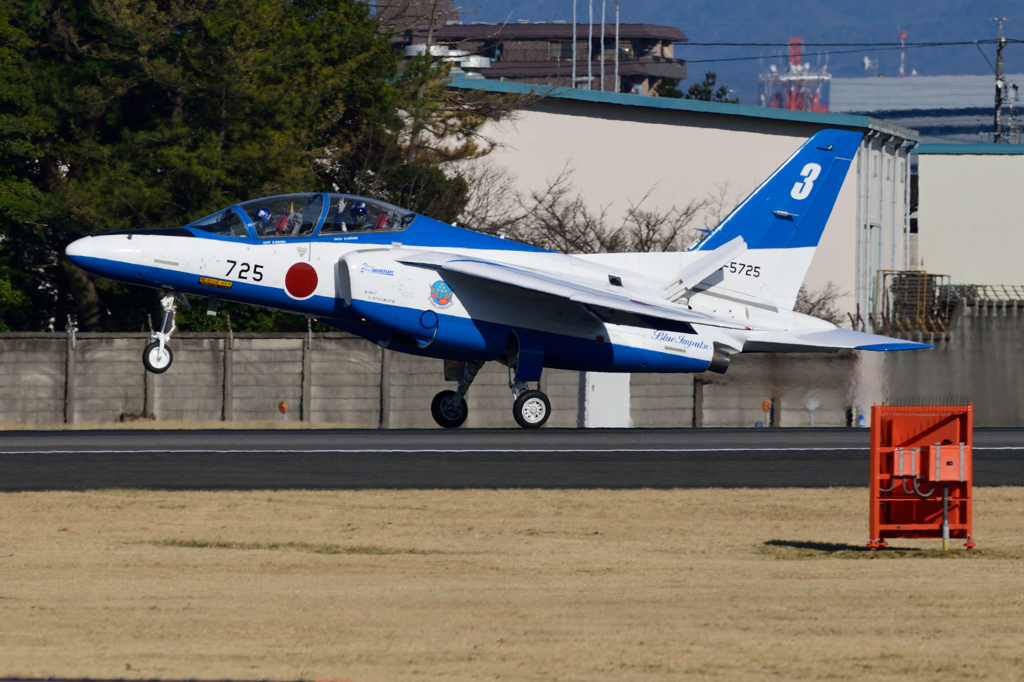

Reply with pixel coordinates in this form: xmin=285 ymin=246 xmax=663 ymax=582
xmin=2 ymin=488 xmax=1024 ymax=681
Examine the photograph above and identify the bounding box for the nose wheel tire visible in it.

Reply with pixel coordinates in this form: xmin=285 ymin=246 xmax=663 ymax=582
xmin=143 ymin=341 xmax=173 ymax=374
xmin=513 ymin=390 xmax=550 ymax=429
xmin=431 ymin=390 xmax=468 ymax=428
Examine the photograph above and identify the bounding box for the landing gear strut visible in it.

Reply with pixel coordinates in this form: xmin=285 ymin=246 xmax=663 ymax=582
xmin=430 ymin=360 xmax=484 ymax=428
xmin=143 ymin=293 xmax=178 ymax=374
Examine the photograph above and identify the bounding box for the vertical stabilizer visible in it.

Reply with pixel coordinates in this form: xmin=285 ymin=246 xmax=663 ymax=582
xmin=691 ymin=129 xmax=862 ymax=309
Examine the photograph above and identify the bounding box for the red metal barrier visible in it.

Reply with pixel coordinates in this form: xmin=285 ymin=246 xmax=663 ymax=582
xmin=868 ymin=403 xmax=974 ymax=550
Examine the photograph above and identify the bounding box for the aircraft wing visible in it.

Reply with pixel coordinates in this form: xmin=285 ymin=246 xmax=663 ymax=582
xmin=742 ymin=328 xmax=932 ymax=352
xmin=396 ymin=251 xmax=752 ymax=332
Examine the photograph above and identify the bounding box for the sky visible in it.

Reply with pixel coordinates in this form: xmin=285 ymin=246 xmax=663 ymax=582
xmin=457 ymin=0 xmax=1024 ymax=104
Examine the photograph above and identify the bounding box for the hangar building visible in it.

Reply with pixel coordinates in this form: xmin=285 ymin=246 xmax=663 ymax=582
xmin=451 ymin=76 xmax=918 ymax=329
xmin=916 ymin=144 xmax=1024 ymax=289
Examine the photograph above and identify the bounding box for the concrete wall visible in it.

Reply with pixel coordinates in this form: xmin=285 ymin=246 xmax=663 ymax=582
xmin=72 ymin=337 xmax=147 ymax=424
xmin=627 ymin=354 xmax=855 ymax=429
xmin=885 ymin=301 xmax=1024 ymax=426
xmin=917 ymin=153 xmax=1024 ymax=284
xmin=154 ymin=337 xmax=225 ymax=421
xmin=0 ymin=336 xmax=66 ymax=426
xmin=309 ymin=335 xmax=383 ymax=426
xmin=630 ymin=373 xmax=694 ymax=428
xmin=1 ymin=319 xmax=1019 ymax=427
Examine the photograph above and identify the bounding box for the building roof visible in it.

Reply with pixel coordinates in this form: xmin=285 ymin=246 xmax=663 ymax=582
xmin=831 ymin=74 xmax=1024 ymax=113
xmin=449 ymin=76 xmax=918 ymax=140
xmin=416 ymin=23 xmax=687 ymax=43
xmin=479 ymin=60 xmax=686 ymax=80
xmin=830 ymin=75 xmax=1022 ymax=143
xmin=917 ymin=143 xmax=1024 ymax=155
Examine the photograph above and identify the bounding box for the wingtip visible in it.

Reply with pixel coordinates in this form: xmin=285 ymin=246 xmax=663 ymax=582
xmin=856 ymin=341 xmax=933 ymax=351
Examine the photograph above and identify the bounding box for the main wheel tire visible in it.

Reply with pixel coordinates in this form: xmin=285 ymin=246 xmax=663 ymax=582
xmin=513 ymin=390 xmax=550 ymax=429
xmin=431 ymin=389 xmax=468 ymax=428
xmin=142 ymin=341 xmax=173 ymax=374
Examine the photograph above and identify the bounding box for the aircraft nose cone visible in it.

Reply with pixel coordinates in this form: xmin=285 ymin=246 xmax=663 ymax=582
xmin=65 ymin=236 xmax=95 ymax=265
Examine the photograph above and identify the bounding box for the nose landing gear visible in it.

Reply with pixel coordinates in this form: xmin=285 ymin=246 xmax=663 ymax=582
xmin=142 ymin=293 xmax=178 ymax=374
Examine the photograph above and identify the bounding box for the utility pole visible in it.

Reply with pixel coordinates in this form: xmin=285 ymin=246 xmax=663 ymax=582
xmin=991 ymin=18 xmax=1011 ymax=143
xmin=614 ymin=0 xmax=620 ymax=93
xmin=587 ymin=0 xmax=593 ymax=90
xmin=572 ymin=0 xmax=577 ymax=88
xmin=600 ymin=0 xmax=606 ymax=92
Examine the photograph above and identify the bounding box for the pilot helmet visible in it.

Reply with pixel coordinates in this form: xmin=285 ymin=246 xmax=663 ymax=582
xmin=255 ymin=207 xmax=273 ymax=223
xmin=350 ymin=201 xmax=368 ymax=218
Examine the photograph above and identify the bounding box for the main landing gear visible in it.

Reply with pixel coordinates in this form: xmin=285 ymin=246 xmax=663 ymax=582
xmin=512 ymin=387 xmax=550 ymax=429
xmin=142 ymin=293 xmax=178 ymax=374
xmin=428 ymin=359 xmax=552 ymax=429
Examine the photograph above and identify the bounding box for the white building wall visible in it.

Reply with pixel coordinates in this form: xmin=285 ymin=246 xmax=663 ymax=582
xmin=917 ymin=154 xmax=1024 ymax=285
xmin=476 ymin=100 xmax=909 ymax=325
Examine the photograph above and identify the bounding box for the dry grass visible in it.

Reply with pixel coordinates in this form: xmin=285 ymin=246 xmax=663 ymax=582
xmin=1 ymin=488 xmax=1024 ymax=681
xmin=0 ymin=419 xmax=353 ymax=431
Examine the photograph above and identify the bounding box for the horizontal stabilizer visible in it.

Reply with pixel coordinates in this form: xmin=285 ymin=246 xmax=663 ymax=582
xmin=743 ymin=328 xmax=932 ymax=353
xmin=397 ymin=251 xmax=751 ymax=332
xmin=663 ymin=236 xmax=746 ymax=301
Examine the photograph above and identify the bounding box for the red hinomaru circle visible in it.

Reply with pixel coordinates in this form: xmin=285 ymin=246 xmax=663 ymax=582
xmin=285 ymin=262 xmax=318 ymax=299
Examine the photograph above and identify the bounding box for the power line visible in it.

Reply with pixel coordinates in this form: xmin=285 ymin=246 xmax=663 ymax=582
xmin=683 ymin=43 xmax=1000 ymax=65
xmin=680 ymin=40 xmax=1015 ymax=47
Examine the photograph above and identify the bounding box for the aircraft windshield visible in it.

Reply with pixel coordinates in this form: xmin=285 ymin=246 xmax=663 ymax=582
xmin=240 ymin=194 xmax=325 ymax=239
xmin=187 ymin=208 xmax=248 ymax=238
xmin=319 ymin=194 xmax=415 ymax=235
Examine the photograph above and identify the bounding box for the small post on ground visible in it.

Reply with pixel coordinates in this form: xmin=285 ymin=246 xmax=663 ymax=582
xmin=942 ymin=483 xmax=950 ymax=551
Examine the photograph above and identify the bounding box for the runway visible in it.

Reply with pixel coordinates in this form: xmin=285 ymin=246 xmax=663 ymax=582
xmin=1 ymin=428 xmax=1023 ymax=491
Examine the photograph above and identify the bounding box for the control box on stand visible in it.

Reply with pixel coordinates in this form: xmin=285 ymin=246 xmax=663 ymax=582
xmin=868 ymin=403 xmax=974 ymax=551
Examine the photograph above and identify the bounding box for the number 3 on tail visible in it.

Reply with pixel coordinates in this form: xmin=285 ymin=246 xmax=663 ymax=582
xmin=790 ymin=163 xmax=821 ymax=200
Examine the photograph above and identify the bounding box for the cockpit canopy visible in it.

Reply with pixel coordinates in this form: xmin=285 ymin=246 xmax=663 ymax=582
xmin=187 ymin=193 xmax=416 ymax=239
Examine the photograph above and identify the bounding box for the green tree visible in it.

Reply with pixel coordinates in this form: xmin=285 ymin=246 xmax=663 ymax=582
xmin=653 ymin=77 xmax=684 ymax=99
xmin=0 ymin=5 xmax=50 ymax=330
xmin=0 ymin=0 xmax=504 ymax=332
xmin=684 ymin=71 xmax=739 ymax=103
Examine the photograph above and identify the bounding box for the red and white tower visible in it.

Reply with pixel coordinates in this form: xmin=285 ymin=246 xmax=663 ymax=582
xmin=899 ymin=29 xmax=907 ymax=78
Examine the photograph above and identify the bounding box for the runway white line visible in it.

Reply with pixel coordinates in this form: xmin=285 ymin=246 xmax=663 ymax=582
xmin=2 ymin=447 xmax=1024 ymax=455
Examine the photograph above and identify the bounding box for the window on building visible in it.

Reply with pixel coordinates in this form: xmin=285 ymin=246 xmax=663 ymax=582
xmin=549 ymin=42 xmax=573 ymax=60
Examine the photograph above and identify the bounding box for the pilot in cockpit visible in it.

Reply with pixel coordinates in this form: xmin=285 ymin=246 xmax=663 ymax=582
xmin=346 ymin=201 xmax=370 ymax=231
xmin=254 ymin=207 xmax=276 ymax=236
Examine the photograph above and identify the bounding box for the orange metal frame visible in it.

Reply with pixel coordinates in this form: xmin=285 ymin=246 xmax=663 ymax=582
xmin=868 ymin=403 xmax=974 ymax=550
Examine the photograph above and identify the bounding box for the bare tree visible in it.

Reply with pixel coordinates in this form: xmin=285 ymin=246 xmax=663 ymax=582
xmin=621 ymin=188 xmax=709 ymax=252
xmin=458 ymin=164 xmax=710 ymax=254
xmin=794 ymin=282 xmax=845 ymax=325
xmin=453 ymin=160 xmax=522 ymax=233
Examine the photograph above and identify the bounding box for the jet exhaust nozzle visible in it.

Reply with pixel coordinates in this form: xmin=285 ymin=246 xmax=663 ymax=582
xmin=708 ymin=344 xmax=732 ymax=374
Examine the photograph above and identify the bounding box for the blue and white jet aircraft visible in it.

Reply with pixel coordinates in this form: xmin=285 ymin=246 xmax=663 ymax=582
xmin=65 ymin=129 xmax=928 ymax=428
